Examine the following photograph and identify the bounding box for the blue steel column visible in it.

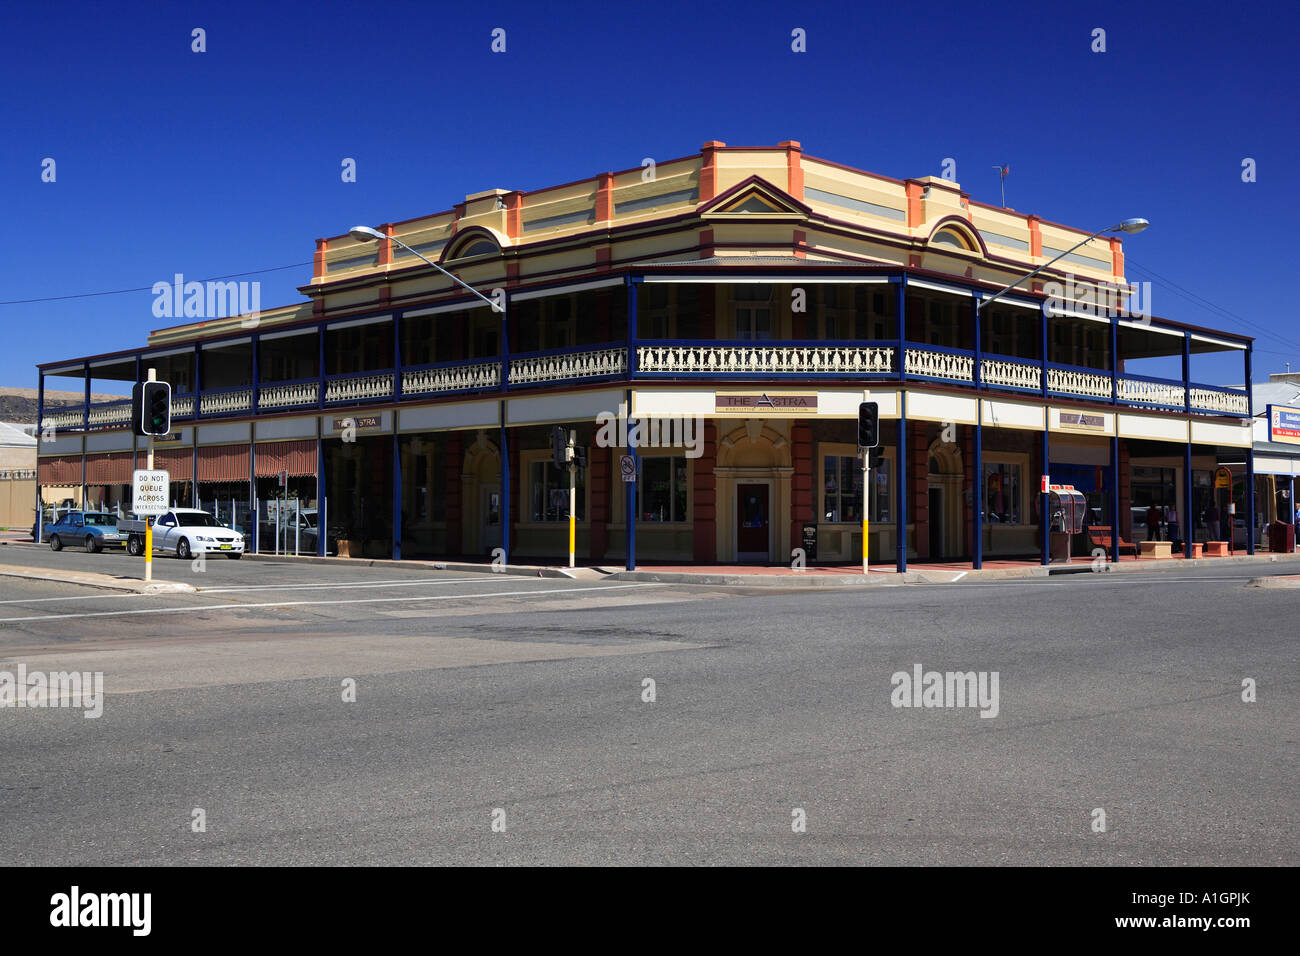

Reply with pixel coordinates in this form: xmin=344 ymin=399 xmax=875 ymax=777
xmin=1041 ymin=301 xmax=1050 ymax=565
xmin=1183 ymin=334 xmax=1193 ymax=559
xmin=896 ymin=390 xmax=907 ymax=573
xmin=392 ymin=314 xmax=403 ymax=561
xmin=81 ymin=362 xmax=89 ymax=507
xmin=625 ymin=387 xmax=637 ymax=571
xmin=498 ymin=291 xmax=510 ymax=565
xmin=317 ymin=323 xmax=326 ymax=410
xmin=897 ymin=275 xmax=908 ymax=571
xmin=192 ymin=343 xmax=202 ymax=508
xmin=251 ymin=332 xmax=260 ymax=415
xmin=249 ymin=437 xmax=257 ymax=553
xmin=1245 ymin=340 xmax=1256 ymax=554
xmin=499 ymin=400 xmax=510 ymax=565
xmin=626 ymin=278 xmax=639 ymax=572
xmin=36 ymin=371 xmax=45 ymax=537
xmin=972 ymin=294 xmax=982 ymax=570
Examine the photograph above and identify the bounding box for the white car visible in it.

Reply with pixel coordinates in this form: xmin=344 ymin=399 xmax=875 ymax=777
xmin=146 ymin=509 xmax=244 ymax=559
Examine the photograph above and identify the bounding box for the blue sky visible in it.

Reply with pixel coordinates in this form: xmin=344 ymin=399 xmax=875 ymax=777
xmin=3 ymin=0 xmax=1296 ymax=394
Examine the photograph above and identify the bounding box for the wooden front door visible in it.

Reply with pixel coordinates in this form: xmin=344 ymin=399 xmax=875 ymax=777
xmin=736 ymin=483 xmax=770 ymax=561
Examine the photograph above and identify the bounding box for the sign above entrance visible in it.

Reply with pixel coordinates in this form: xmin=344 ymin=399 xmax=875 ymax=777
xmin=715 ymin=392 xmax=818 ymax=416
xmin=1057 ymin=411 xmax=1106 ymax=431
xmin=332 ymin=416 xmax=381 ymax=431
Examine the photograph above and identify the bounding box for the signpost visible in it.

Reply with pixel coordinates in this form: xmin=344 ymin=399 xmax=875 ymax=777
xmin=857 ymin=402 xmax=879 ymax=575
xmin=619 ymin=455 xmax=636 ymax=482
xmin=132 ymin=469 xmax=169 ymax=582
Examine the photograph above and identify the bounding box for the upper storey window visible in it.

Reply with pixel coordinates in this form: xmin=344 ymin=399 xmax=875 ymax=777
xmin=731 ymin=285 xmax=773 ymax=340
xmin=931 ymin=228 xmax=974 ymax=251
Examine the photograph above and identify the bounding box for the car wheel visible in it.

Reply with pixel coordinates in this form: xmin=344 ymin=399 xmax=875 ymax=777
xmin=127 ymin=535 xmax=143 ymax=557
xmin=86 ymin=535 xmax=101 ymax=554
xmin=177 ymin=538 xmax=191 ymax=560
xmin=50 ymin=534 xmax=62 ymax=552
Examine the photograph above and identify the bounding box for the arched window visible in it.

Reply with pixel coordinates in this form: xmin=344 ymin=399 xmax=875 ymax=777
xmin=450 ymin=238 xmax=498 ymax=259
xmin=931 ymin=228 xmax=973 ymax=251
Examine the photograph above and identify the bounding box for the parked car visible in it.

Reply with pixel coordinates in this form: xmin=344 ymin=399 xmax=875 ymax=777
xmin=118 ymin=509 xmax=244 ymax=559
xmin=258 ymin=507 xmax=332 ymax=554
xmin=31 ymin=504 xmax=76 ymax=542
xmin=45 ymin=511 xmax=125 ymax=553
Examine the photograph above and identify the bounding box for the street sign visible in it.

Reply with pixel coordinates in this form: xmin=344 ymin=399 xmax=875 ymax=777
xmin=132 ymin=470 xmax=170 ymax=516
xmin=620 ymin=454 xmax=636 ymax=482
xmin=1214 ymin=466 xmax=1232 ymax=490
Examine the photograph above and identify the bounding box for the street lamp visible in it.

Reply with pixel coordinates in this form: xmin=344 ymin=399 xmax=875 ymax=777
xmin=977 ymin=218 xmax=1149 ymax=313
xmin=348 ymin=225 xmax=500 ymax=311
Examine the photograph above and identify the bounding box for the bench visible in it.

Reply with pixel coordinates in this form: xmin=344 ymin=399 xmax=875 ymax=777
xmin=1139 ymin=540 xmax=1172 ymax=558
xmin=1204 ymin=541 xmax=1230 ymax=557
xmin=1088 ymin=526 xmax=1138 ymax=559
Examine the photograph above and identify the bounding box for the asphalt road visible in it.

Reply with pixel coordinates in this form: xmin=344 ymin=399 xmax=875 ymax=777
xmin=0 ymin=547 xmax=1296 ymax=866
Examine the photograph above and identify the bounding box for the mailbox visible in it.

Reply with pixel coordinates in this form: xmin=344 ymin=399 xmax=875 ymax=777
xmin=1048 ymin=484 xmax=1087 ymax=562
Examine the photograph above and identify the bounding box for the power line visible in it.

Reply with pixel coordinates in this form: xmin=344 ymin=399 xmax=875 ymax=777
xmin=0 ymin=262 xmax=313 ymax=306
xmin=1125 ymin=257 xmax=1300 ymax=354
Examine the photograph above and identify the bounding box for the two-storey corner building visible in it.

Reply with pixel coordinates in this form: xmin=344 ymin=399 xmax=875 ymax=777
xmin=35 ymin=140 xmax=1260 ymax=568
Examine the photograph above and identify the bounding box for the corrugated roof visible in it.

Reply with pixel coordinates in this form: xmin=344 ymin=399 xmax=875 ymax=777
xmin=0 ymin=422 xmax=37 ymax=447
xmin=1252 ymin=382 xmax=1300 ymax=416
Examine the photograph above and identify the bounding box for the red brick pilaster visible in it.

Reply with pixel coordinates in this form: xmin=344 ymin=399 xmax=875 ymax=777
xmin=910 ymin=422 xmax=930 ymax=560
xmin=693 ymin=422 xmax=717 ymax=562
xmin=445 ymin=433 xmax=463 ymax=556
xmin=698 ymin=285 xmax=716 ymax=339
xmin=780 ymin=140 xmax=803 ymax=200
xmin=962 ymin=428 xmax=975 ymax=555
xmin=590 ymin=443 xmax=610 ymax=561
xmin=314 ymin=238 xmax=328 ymax=279
xmin=379 ymin=223 xmax=394 ymax=268
xmin=790 ymin=421 xmax=813 ymax=556
xmin=700 ymin=141 xmax=724 ymax=203
xmin=595 ymin=172 xmax=614 ymax=222
xmin=1118 ymin=439 xmax=1132 ymax=540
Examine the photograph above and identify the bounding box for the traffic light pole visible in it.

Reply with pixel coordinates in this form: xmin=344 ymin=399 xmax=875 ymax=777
xmin=568 ymin=430 xmax=576 ymax=569
xmin=144 ymin=367 xmax=155 ymax=584
xmin=862 ymin=452 xmax=870 ymax=576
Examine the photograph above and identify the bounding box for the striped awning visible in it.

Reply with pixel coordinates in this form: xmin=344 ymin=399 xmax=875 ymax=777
xmin=152 ymin=447 xmax=194 ymax=481
xmin=197 ymin=444 xmax=251 ymax=483
xmin=253 ymin=440 xmax=317 ymax=478
xmin=38 ymin=456 xmax=82 ymax=485
xmin=85 ymin=451 xmax=137 ymax=485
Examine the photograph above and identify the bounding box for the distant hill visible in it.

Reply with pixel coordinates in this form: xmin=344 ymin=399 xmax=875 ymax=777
xmin=0 ymin=387 xmax=124 ymax=425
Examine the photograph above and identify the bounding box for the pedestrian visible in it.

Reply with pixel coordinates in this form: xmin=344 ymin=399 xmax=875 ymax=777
xmin=1207 ymin=502 xmax=1221 ymax=541
xmin=1165 ymin=503 xmax=1180 ymax=553
xmin=1146 ymin=503 xmax=1161 ymax=541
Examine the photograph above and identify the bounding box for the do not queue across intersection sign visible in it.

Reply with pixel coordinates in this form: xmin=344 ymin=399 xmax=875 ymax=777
xmin=132 ymin=470 xmax=170 ymax=516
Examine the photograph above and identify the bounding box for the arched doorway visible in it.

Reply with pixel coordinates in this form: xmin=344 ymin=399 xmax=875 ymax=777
xmin=715 ymin=420 xmax=793 ymax=563
xmin=461 ymin=432 xmax=501 ymax=556
xmin=927 ymin=440 xmax=963 ymax=559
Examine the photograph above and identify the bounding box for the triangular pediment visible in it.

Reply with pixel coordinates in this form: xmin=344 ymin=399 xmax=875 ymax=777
xmin=699 ymin=175 xmax=811 ymax=219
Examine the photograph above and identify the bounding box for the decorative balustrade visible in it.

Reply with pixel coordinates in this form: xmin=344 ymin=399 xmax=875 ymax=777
xmin=199 ymin=388 xmax=253 ymax=415
xmin=87 ymin=402 xmax=132 ymax=426
xmin=510 ymin=347 xmax=626 ymax=385
xmin=171 ymin=394 xmax=195 ymax=418
xmin=404 ymin=361 xmax=500 ymax=395
xmin=1046 ymin=366 xmax=1112 ymax=400
xmin=258 ymin=381 xmax=319 ymax=409
xmin=39 ymin=408 xmax=83 ymax=431
xmin=1188 ymin=387 xmax=1249 ymax=416
xmin=980 ymin=357 xmax=1041 ymax=391
xmin=324 ymin=373 xmax=394 ymax=403
xmin=637 ymin=343 xmax=893 ymax=376
xmin=905 ymin=348 xmax=974 ymax=382
xmin=1117 ymin=377 xmax=1186 ymax=409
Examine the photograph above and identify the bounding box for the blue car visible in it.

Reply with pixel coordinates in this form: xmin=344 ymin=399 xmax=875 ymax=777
xmin=44 ymin=511 xmax=125 ymax=553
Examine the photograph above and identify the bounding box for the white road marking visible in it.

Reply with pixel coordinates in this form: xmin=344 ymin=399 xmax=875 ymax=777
xmin=198 ymin=576 xmax=503 ymax=593
xmin=0 ymin=582 xmax=669 ymax=624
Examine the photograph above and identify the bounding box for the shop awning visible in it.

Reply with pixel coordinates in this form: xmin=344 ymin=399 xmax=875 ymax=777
xmin=253 ymin=440 xmax=317 ymax=478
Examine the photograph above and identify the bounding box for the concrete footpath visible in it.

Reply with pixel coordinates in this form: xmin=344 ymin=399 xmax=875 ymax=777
xmin=0 ymin=562 xmax=196 ymax=594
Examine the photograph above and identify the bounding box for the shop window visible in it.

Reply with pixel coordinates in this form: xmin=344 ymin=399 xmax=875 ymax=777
xmin=529 ymin=458 xmax=586 ymax=521
xmin=822 ymin=450 xmax=891 ymax=523
xmin=984 ymin=462 xmax=1023 ymax=524
xmin=637 ymin=456 xmax=688 ymax=522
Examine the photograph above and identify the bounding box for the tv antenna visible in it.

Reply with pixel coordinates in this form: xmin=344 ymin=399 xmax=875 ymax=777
xmin=992 ymin=164 xmax=1009 ymax=208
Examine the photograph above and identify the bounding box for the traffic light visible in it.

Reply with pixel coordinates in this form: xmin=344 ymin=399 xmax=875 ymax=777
xmin=551 ymin=425 xmax=569 ymax=468
xmin=857 ymin=401 xmax=879 ymax=449
xmin=573 ymin=445 xmax=587 ymax=470
xmin=132 ymin=381 xmax=172 ymax=437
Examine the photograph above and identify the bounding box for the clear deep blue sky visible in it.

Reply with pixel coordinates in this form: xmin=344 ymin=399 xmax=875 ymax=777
xmin=3 ymin=0 xmax=1296 ymax=395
